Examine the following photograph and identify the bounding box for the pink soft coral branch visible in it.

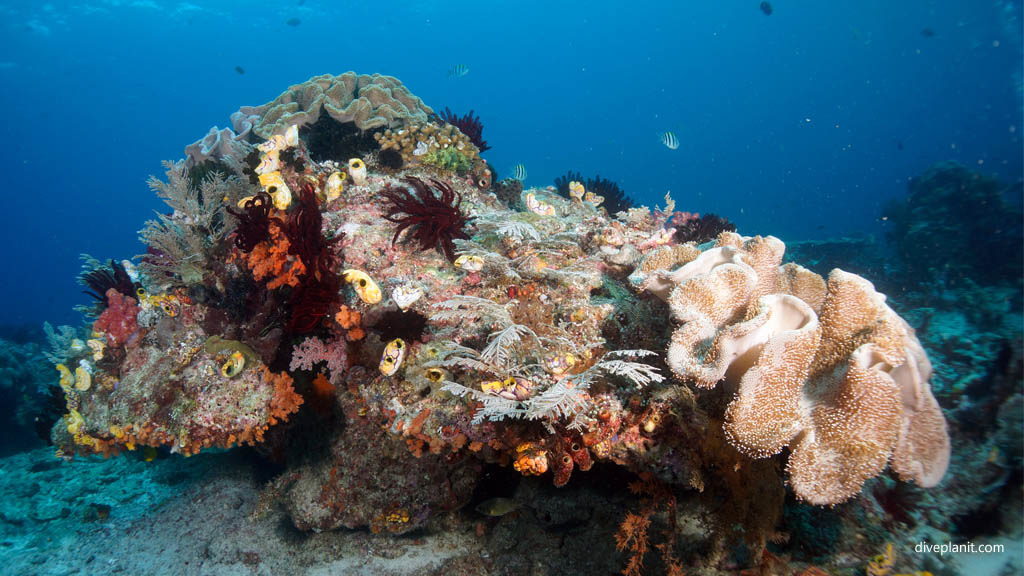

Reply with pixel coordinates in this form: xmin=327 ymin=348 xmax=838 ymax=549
xmin=290 ymin=336 xmax=348 ymax=378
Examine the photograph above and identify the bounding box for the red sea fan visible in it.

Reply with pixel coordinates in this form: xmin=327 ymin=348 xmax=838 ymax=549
xmin=381 ymin=177 xmax=472 ymax=262
xmin=439 ymin=107 xmax=491 ymax=153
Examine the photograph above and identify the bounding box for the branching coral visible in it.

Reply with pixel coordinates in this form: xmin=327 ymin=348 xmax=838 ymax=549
xmin=381 ymin=177 xmax=471 ymax=262
xmin=438 ymin=107 xmax=491 ymax=152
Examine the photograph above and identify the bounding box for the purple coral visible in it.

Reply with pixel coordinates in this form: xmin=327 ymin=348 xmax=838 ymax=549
xmin=438 ymin=107 xmax=491 ymax=152
xmin=381 ymin=177 xmax=472 ymax=262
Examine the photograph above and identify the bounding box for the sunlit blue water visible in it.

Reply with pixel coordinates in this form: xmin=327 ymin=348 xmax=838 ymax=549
xmin=1 ymin=0 xmax=1021 ymax=330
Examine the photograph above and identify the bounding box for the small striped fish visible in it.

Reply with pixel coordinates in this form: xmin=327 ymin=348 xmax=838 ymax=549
xmin=448 ymin=64 xmax=470 ymax=78
xmin=661 ymin=131 xmax=680 ymax=150
xmin=511 ymin=164 xmax=527 ymax=181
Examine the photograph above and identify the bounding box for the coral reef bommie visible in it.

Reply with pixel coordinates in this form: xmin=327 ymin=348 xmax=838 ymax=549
xmin=44 ymin=72 xmax=969 ymax=571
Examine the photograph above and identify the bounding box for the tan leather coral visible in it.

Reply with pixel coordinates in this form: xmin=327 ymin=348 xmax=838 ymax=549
xmin=646 ymin=233 xmax=951 ymax=505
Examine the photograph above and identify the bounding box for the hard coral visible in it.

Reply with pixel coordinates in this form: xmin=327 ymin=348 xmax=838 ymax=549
xmin=238 ymin=72 xmax=433 ymax=139
xmin=438 ymin=107 xmax=491 ymax=152
xmin=381 ymin=176 xmax=471 ymax=262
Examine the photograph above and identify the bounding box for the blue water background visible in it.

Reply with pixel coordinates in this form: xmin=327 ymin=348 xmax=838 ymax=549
xmin=1 ymin=0 xmax=1020 ymax=327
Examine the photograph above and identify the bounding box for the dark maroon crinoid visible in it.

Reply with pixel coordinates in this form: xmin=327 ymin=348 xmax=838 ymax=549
xmin=284 ymin=182 xmax=344 ymax=334
xmin=438 ymin=107 xmax=491 ymax=153
xmin=381 ymin=177 xmax=471 ymax=262
xmin=227 ymin=192 xmax=277 ymax=252
xmin=553 ymin=171 xmax=635 ymax=214
xmin=81 ymin=260 xmax=136 ymax=308
xmin=286 ymin=182 xmax=336 ymax=278
xmin=673 ymin=213 xmax=736 ymax=245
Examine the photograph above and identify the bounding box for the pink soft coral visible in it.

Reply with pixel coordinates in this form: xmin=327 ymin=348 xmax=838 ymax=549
xmin=290 ymin=336 xmax=348 ymax=379
xmin=94 ymin=288 xmax=140 ymax=347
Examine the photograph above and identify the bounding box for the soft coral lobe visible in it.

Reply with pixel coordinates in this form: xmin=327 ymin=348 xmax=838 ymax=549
xmin=381 ymin=177 xmax=471 ymax=262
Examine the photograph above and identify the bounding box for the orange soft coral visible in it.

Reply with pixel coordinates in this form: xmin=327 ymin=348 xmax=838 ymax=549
xmin=264 ymin=366 xmax=304 ymax=424
xmin=244 ymin=223 xmax=307 ymax=289
xmin=334 ymin=305 xmax=365 ymax=340
xmin=309 ymin=371 xmax=336 ymax=415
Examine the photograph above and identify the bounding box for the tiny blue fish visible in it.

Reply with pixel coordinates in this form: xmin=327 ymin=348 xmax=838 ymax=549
xmin=661 ymin=131 xmax=680 ymax=150
xmin=511 ymin=164 xmax=527 ymax=181
xmin=448 ymin=64 xmax=470 ymax=78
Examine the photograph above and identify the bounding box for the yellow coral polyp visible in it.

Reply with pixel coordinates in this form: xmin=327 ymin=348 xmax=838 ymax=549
xmin=56 ymin=364 xmax=75 ymax=390
xmin=74 ymin=366 xmax=92 ymax=391
xmin=86 ymin=338 xmax=106 ymax=361
xmin=66 ymin=409 xmax=85 ymax=436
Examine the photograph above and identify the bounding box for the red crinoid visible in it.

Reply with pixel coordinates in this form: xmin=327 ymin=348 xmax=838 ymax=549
xmin=381 ymin=177 xmax=471 ymax=262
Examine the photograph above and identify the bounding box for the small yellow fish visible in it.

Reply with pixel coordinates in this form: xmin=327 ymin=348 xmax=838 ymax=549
xmin=525 ymin=193 xmax=556 ymax=216
xmin=379 ymin=338 xmax=406 ymax=376
xmin=475 ymin=497 xmax=521 ymax=517
xmin=454 ymin=254 xmax=485 ymax=272
xmin=220 ymin=351 xmax=246 ymax=378
xmin=342 ymin=269 xmax=382 ymax=304
xmin=143 ymin=446 xmax=158 ymax=462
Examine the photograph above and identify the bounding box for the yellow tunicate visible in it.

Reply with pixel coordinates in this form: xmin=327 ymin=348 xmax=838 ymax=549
xmin=74 ymin=366 xmax=92 ymax=391
xmin=348 ymin=158 xmax=368 ymax=186
xmin=379 ymin=339 xmax=406 ymax=376
xmin=424 ymin=368 xmax=447 ymax=383
xmin=326 ymin=171 xmax=345 ymax=202
xmin=259 ymin=171 xmax=292 ymax=210
xmin=221 ymin=351 xmax=246 ymax=378
xmin=342 ymin=269 xmax=382 ymax=304
xmin=481 ymin=381 xmax=503 ymax=394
